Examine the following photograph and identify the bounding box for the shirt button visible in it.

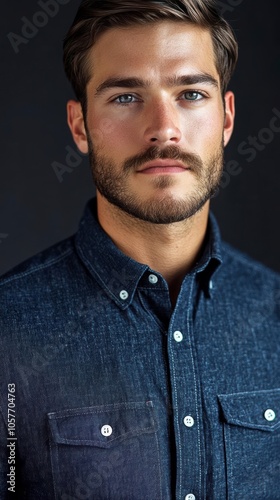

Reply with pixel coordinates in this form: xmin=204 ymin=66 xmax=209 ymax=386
xmin=185 ymin=494 xmax=196 ymax=500
xmin=101 ymin=425 xmax=113 ymax=437
xmin=264 ymin=409 xmax=276 ymax=422
xmin=119 ymin=290 xmax=129 ymax=301
xmin=174 ymin=331 xmax=183 ymax=342
xmin=184 ymin=415 xmax=195 ymax=428
xmin=148 ymin=274 xmax=158 ymax=284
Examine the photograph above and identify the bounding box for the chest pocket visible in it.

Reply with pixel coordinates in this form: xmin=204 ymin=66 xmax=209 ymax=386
xmin=47 ymin=400 xmax=161 ymax=500
xmin=218 ymin=388 xmax=280 ymax=500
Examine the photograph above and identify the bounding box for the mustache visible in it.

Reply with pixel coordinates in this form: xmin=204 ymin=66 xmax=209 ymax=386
xmin=123 ymin=146 xmax=204 ymax=173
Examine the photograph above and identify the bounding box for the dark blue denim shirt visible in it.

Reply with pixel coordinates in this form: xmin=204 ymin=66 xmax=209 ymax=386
xmin=0 ymin=198 xmax=279 ymax=500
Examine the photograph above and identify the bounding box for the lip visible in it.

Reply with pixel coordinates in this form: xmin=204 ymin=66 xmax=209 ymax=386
xmin=136 ymin=159 xmax=190 ymax=174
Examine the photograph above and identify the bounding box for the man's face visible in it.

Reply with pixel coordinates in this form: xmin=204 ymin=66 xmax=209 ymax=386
xmin=71 ymin=21 xmax=235 ymax=223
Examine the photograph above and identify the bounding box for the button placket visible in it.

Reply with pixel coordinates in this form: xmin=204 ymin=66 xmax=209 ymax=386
xmin=168 ymin=273 xmax=201 ymax=498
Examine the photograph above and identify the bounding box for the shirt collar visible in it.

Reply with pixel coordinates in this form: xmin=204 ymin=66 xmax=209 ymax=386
xmin=74 ymin=198 xmax=223 ymax=308
xmin=193 ymin=212 xmax=223 ymax=297
xmin=75 ymin=199 xmax=148 ymax=310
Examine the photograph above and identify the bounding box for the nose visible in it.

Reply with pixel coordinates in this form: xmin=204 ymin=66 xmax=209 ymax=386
xmin=143 ymin=99 xmax=182 ymax=146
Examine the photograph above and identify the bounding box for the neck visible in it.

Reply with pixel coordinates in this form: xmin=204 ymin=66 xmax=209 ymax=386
xmin=97 ymin=195 xmax=210 ymax=305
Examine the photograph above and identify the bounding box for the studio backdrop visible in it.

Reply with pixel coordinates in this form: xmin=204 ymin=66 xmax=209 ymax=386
xmin=0 ymin=0 xmax=279 ymax=275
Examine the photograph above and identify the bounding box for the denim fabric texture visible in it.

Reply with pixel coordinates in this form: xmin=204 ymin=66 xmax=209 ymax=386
xmin=0 ymin=198 xmax=279 ymax=500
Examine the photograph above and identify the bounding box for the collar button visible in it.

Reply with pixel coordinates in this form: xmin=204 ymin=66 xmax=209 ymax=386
xmin=148 ymin=274 xmax=158 ymax=284
xmin=119 ymin=290 xmax=129 ymax=301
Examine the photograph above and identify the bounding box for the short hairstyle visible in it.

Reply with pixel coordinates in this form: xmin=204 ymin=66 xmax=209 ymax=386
xmin=63 ymin=0 xmax=238 ymax=112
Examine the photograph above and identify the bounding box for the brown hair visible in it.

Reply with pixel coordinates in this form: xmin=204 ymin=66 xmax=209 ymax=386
xmin=63 ymin=0 xmax=238 ymax=112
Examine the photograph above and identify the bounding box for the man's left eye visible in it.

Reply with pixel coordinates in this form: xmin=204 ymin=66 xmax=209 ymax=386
xmin=115 ymin=94 xmax=136 ymax=104
xmin=182 ymin=91 xmax=204 ymax=101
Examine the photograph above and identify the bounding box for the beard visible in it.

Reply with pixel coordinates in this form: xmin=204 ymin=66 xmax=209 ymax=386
xmin=87 ymin=134 xmax=224 ymax=224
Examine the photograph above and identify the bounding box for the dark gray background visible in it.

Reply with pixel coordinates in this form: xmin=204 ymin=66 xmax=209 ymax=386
xmin=1 ymin=0 xmax=279 ymax=276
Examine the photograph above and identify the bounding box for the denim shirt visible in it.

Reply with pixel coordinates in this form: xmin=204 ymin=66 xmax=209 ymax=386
xmin=0 ymin=198 xmax=279 ymax=500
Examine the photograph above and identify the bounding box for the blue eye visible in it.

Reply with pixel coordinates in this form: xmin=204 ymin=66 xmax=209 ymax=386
xmin=115 ymin=94 xmax=136 ymax=104
xmin=183 ymin=91 xmax=204 ymax=101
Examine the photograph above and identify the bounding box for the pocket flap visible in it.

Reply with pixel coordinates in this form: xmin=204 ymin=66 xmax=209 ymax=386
xmin=47 ymin=400 xmax=156 ymax=447
xmin=218 ymin=389 xmax=280 ymax=431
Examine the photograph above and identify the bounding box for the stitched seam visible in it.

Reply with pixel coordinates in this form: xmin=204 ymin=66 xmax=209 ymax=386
xmin=168 ymin=319 xmax=182 ymax=498
xmin=77 ymin=246 xmax=127 ymax=304
xmin=56 ymin=426 xmax=155 ymax=446
xmin=49 ymin=440 xmax=58 ymax=500
xmin=187 ymin=276 xmax=202 ymax=497
xmin=48 ymin=402 xmax=150 ymax=418
xmin=226 ymin=425 xmax=234 ymax=500
xmin=138 ymin=286 xmax=166 ymax=291
xmin=219 ymin=388 xmax=280 ymax=398
xmin=0 ymin=248 xmax=73 ymax=286
xmin=154 ymin=426 xmax=163 ymax=500
xmin=223 ymin=243 xmax=280 ymax=280
xmin=224 ymin=420 xmax=279 ymax=431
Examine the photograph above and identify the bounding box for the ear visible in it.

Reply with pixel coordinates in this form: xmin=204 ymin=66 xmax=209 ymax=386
xmin=67 ymin=100 xmax=89 ymax=154
xmin=223 ymin=91 xmax=235 ymax=147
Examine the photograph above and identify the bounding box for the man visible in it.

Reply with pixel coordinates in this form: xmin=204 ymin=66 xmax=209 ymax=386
xmin=0 ymin=0 xmax=279 ymax=499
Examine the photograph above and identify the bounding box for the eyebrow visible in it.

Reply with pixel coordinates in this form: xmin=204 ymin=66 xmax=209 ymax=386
xmin=94 ymin=73 xmax=219 ymax=96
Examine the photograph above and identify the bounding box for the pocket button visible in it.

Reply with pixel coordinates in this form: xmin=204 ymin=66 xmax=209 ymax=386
xmin=264 ymin=409 xmax=276 ymax=422
xmin=101 ymin=425 xmax=113 ymax=437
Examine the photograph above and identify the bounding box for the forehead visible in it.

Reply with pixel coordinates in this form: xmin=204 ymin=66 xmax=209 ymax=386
xmin=87 ymin=21 xmax=219 ymax=87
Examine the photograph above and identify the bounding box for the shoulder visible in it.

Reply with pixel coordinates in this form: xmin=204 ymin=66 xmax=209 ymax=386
xmin=0 ymin=235 xmax=75 ymax=289
xmin=222 ymin=242 xmax=280 ymax=279
xmin=219 ymin=241 xmax=280 ymax=299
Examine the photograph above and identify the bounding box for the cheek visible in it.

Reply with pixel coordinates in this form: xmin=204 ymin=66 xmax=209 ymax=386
xmin=88 ymin=113 xmax=136 ymax=152
xmin=187 ymin=109 xmax=224 ymax=148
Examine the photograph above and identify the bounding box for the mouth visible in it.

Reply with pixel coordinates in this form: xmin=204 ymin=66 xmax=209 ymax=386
xmin=136 ymin=159 xmax=190 ymax=175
